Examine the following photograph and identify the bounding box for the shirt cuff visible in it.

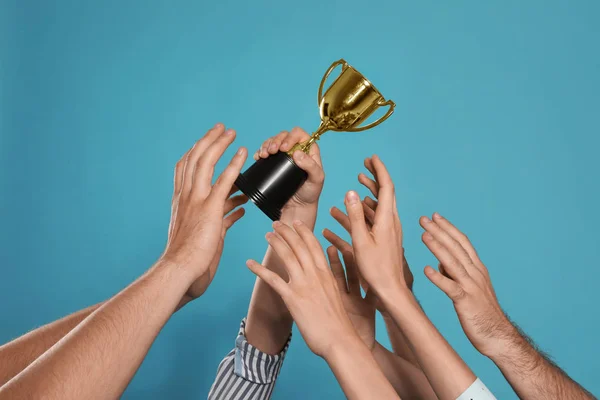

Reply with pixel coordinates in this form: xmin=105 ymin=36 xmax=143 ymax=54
xmin=233 ymin=318 xmax=292 ymax=384
xmin=456 ymin=378 xmax=497 ymax=400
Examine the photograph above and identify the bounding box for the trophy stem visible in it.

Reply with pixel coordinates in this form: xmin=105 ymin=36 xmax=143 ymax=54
xmin=287 ymin=122 xmax=330 ymax=156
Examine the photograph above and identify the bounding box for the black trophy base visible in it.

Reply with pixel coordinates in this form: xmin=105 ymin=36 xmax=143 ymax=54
xmin=235 ymin=152 xmax=308 ymax=221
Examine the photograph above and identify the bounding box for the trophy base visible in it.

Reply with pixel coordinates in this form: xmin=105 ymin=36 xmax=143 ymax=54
xmin=235 ymin=152 xmax=308 ymax=221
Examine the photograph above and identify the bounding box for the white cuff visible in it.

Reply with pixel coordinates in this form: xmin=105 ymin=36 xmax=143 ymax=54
xmin=456 ymin=378 xmax=497 ymax=400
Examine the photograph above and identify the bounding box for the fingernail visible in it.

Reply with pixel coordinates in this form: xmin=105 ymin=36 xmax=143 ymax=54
xmin=272 ymin=221 xmax=282 ymax=228
xmin=214 ymin=122 xmax=223 ymax=129
xmin=293 ymin=220 xmax=302 ymax=227
xmin=423 ymin=232 xmax=433 ymax=240
xmin=237 ymin=147 xmax=245 ymax=155
xmin=269 ymin=142 xmax=277 ymax=152
xmin=422 ymin=216 xmax=431 ymax=224
xmin=281 ymin=141 xmax=289 ymax=149
xmin=265 ymin=232 xmax=273 ymax=240
xmin=346 ymin=191 xmax=359 ymax=205
xmin=433 ymin=212 xmax=442 ymax=220
xmin=225 ymin=129 xmax=235 ymax=136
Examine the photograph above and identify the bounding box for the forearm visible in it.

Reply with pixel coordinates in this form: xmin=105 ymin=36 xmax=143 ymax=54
xmin=372 ymin=342 xmax=437 ymax=399
xmin=383 ymin=289 xmax=475 ymax=400
xmin=0 ymin=261 xmax=190 ymax=400
xmin=382 ymin=312 xmax=420 ymax=367
xmin=489 ymin=327 xmax=594 ymax=400
xmin=245 ymin=205 xmax=317 ymax=354
xmin=326 ymin=336 xmax=399 ymax=400
xmin=0 ymin=303 xmax=102 ymax=386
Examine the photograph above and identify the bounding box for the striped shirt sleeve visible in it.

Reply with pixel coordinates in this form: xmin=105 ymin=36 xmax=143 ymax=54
xmin=208 ymin=318 xmax=292 ymax=400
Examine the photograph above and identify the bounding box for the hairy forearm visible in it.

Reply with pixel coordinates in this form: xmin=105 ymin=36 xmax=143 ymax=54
xmin=383 ymin=289 xmax=475 ymax=400
xmin=0 ymin=303 xmax=102 ymax=386
xmin=0 ymin=261 xmax=190 ymax=400
xmin=245 ymin=205 xmax=317 ymax=354
xmin=326 ymin=336 xmax=399 ymax=400
xmin=489 ymin=325 xmax=594 ymax=400
xmin=372 ymin=342 xmax=437 ymax=399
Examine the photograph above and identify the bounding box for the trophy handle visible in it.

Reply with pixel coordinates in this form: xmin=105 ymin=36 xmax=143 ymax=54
xmin=318 ymin=59 xmax=349 ymax=105
xmin=345 ymin=99 xmax=396 ymax=132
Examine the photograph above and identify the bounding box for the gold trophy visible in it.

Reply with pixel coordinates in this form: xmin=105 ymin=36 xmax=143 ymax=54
xmin=235 ymin=59 xmax=396 ymax=221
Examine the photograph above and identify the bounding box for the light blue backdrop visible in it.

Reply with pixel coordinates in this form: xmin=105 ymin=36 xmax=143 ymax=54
xmin=1 ymin=1 xmax=599 ymax=398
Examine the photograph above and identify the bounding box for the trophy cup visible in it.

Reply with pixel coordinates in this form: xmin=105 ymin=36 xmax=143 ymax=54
xmin=234 ymin=59 xmax=396 ymax=221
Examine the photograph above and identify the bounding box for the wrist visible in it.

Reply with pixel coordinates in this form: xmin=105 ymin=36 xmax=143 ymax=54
xmin=149 ymin=258 xmax=196 ymax=295
xmin=281 ymin=203 xmax=318 ymax=229
xmin=323 ymin=331 xmax=367 ymax=364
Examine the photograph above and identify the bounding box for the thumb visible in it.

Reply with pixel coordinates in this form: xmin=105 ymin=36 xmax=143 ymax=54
xmin=292 ymin=150 xmax=325 ymax=185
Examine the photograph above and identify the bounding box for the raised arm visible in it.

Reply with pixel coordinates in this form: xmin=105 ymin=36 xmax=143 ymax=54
xmin=0 ymin=303 xmax=101 ymax=387
xmin=209 ymin=128 xmax=325 ymax=399
xmin=419 ymin=213 xmax=594 ymax=400
xmin=342 ymin=155 xmax=495 ymax=400
xmin=0 ymin=124 xmax=247 ymax=400
xmin=246 ymin=221 xmax=399 ymax=400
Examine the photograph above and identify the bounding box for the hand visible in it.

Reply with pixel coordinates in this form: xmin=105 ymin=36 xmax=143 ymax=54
xmin=327 ymin=246 xmax=376 ymax=350
xmin=246 ymin=220 xmax=358 ymax=358
xmin=324 ymin=156 xmax=414 ymax=306
xmin=161 ymin=123 xmax=248 ymax=297
xmin=420 ymin=212 xmax=513 ymax=358
xmin=329 ymin=155 xmax=409 ymax=299
xmin=252 ymin=127 xmax=325 ymax=210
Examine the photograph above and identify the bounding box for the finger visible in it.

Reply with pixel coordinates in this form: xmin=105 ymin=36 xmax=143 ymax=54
xmin=420 ymin=216 xmax=476 ymax=274
xmin=438 ymin=263 xmax=451 ymax=279
xmin=259 ymin=138 xmax=273 ymax=159
xmin=322 ymin=228 xmax=353 ymax=254
xmin=421 ymin=232 xmax=470 ymax=283
xmin=330 ymin=206 xmax=351 ymax=233
xmin=424 ymin=266 xmax=465 ymax=301
xmin=345 ymin=191 xmax=370 ymax=243
xmin=370 ymin=155 xmax=395 ymax=227
xmin=432 ymin=212 xmax=483 ymax=267
xmin=223 ymin=207 xmax=245 ymax=230
xmin=265 ymin=231 xmax=303 ymax=279
xmin=293 ymin=220 xmax=329 ymax=270
xmin=246 ymin=259 xmax=291 ymax=298
xmin=340 ymin=247 xmax=360 ymax=294
xmin=265 ymin=131 xmax=289 ymax=156
xmin=291 ymin=150 xmax=324 ymax=186
xmin=182 ymin=124 xmax=225 ymax=196
xmin=280 ymin=127 xmax=311 ymax=152
xmin=362 ymin=201 xmax=376 ymax=227
xmin=327 ymin=246 xmax=348 ymax=293
xmin=358 ymin=173 xmax=379 ymax=198
xmin=363 ymin=196 xmax=378 ymax=212
xmin=364 ymin=157 xmax=376 ymax=177
xmin=210 ymin=147 xmax=248 ymax=203
xmin=193 ymin=129 xmax=237 ymax=197
xmin=224 ymin=194 xmax=248 ymax=215
xmin=364 ymin=288 xmax=377 ymax=305
xmin=273 ymin=221 xmax=315 ymax=271
xmin=173 ymin=150 xmax=188 ymax=200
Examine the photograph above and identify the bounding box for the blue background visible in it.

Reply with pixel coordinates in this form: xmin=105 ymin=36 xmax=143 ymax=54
xmin=1 ymin=1 xmax=599 ymax=398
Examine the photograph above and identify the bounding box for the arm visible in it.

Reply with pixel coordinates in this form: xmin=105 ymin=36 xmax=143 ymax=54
xmin=0 ymin=124 xmax=248 ymax=399
xmin=244 ymin=127 xmax=323 ymax=354
xmin=324 ymin=237 xmax=435 ymax=399
xmin=420 ymin=212 xmax=594 ymax=400
xmin=0 ymin=303 xmax=101 ymax=387
xmin=343 ymin=155 xmax=492 ymax=400
xmin=246 ymin=221 xmax=399 ymax=399
xmin=209 ymin=127 xmax=325 ymax=399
